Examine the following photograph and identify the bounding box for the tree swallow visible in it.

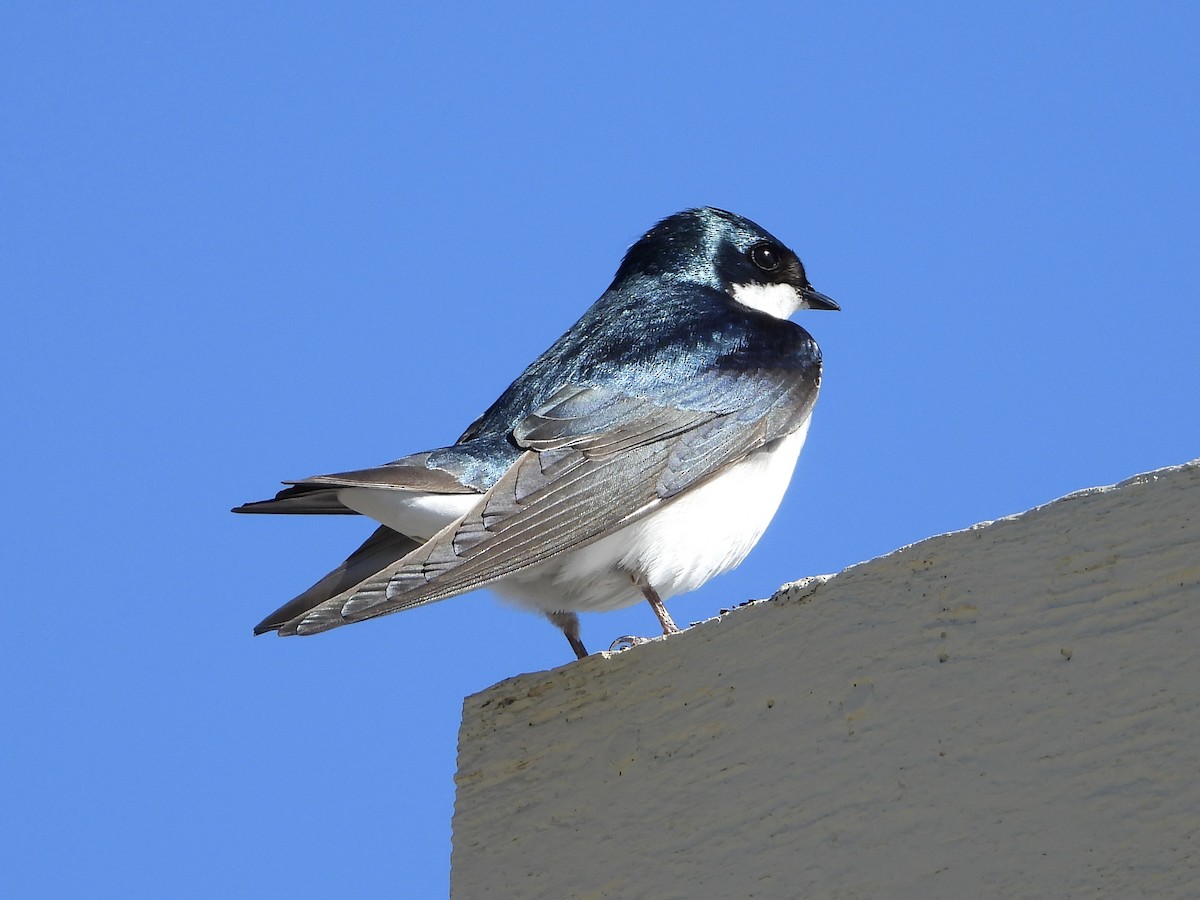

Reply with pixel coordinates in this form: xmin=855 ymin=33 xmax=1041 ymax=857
xmin=235 ymin=207 xmax=838 ymax=658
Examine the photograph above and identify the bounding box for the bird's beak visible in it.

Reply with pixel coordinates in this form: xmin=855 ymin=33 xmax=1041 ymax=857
xmin=799 ymin=285 xmax=839 ymax=311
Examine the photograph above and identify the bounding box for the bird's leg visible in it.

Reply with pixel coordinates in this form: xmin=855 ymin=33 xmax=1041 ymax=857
xmin=545 ymin=610 xmax=589 ymax=659
xmin=636 ymin=577 xmax=680 ymax=635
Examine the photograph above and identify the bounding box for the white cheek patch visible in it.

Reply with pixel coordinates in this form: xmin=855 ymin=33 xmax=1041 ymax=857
xmin=730 ymin=282 xmax=803 ymax=319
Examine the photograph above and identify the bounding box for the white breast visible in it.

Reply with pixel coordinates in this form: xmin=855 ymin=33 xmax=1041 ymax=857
xmin=495 ymin=414 xmax=813 ymax=614
xmin=616 ymin=414 xmax=811 ymax=595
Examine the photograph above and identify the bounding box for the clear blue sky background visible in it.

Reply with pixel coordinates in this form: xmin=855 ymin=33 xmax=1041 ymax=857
xmin=4 ymin=3 xmax=1198 ymax=897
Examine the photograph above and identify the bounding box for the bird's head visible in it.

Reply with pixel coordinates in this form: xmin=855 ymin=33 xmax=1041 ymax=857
xmin=613 ymin=207 xmax=838 ymax=320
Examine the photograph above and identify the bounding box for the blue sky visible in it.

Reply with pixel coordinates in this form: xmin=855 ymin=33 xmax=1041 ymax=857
xmin=3 ymin=3 xmax=1198 ymax=897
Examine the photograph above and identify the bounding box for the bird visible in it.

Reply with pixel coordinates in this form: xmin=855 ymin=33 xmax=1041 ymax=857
xmin=234 ymin=207 xmax=838 ymax=658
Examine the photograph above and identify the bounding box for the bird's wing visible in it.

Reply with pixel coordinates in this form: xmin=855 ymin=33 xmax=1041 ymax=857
xmin=275 ymin=368 xmax=818 ymax=636
xmin=252 ymin=526 xmax=422 ymax=634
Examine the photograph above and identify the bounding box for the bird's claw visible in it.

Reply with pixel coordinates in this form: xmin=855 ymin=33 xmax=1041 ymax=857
xmin=608 ymin=634 xmax=650 ymax=652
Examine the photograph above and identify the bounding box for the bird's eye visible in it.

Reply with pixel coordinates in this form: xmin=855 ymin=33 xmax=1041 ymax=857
xmin=749 ymin=242 xmax=782 ymax=273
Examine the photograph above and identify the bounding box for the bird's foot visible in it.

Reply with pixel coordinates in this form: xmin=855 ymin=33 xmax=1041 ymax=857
xmin=608 ymin=634 xmax=651 ymax=652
